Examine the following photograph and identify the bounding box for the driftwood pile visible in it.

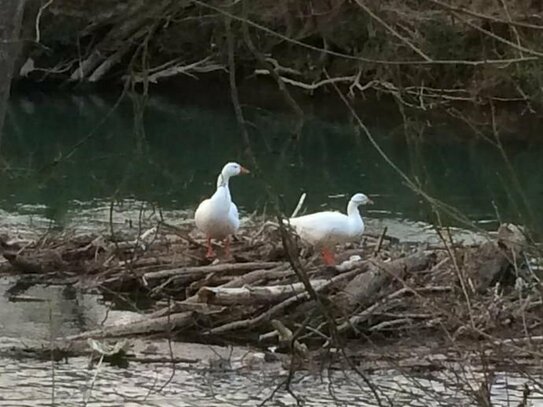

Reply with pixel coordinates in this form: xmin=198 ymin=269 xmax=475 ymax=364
xmin=0 ymin=222 xmax=541 ymax=351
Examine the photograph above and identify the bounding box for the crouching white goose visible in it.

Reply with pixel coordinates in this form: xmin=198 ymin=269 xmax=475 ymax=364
xmin=194 ymin=162 xmax=250 ymax=258
xmin=286 ymin=193 xmax=373 ymax=266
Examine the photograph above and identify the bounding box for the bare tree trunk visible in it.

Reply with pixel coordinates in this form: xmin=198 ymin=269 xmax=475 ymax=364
xmin=0 ymin=0 xmax=26 ymax=151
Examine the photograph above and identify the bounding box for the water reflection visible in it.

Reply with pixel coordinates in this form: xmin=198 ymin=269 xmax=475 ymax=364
xmin=0 ymin=277 xmax=138 ymax=340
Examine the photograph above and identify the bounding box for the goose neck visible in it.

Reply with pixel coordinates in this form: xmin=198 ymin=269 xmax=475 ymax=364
xmin=217 ymin=172 xmax=231 ymax=189
xmin=347 ymin=200 xmax=361 ymax=218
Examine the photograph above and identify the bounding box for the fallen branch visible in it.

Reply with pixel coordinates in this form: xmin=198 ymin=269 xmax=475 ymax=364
xmin=198 ymin=280 xmax=328 ymax=305
xmin=208 ymin=268 xmax=361 ymax=335
xmin=67 ymin=311 xmax=194 ymax=340
xmin=337 ymin=287 xmax=410 ymax=333
xmin=142 ymin=261 xmax=282 ymax=283
xmin=334 ymin=251 xmax=434 ymax=313
xmin=130 ymin=57 xmax=226 ymax=83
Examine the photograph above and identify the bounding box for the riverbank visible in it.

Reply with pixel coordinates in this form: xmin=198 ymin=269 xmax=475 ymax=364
xmin=10 ymin=1 xmax=543 ymax=142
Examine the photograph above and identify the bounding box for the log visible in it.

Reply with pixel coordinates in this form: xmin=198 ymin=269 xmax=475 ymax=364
xmin=153 ymin=302 xmax=226 ymax=315
xmin=197 ymin=280 xmax=328 ymax=305
xmin=464 ymin=241 xmax=509 ymax=293
xmin=66 ymin=311 xmax=194 ymax=340
xmin=337 ymin=287 xmax=409 ymax=333
xmin=3 ymin=250 xmax=68 ymax=274
xmin=464 ymin=224 xmax=527 ymax=293
xmin=145 ymin=265 xmax=293 ymax=318
xmin=207 ymin=292 xmax=312 ymax=335
xmin=102 ymin=261 xmax=285 ymax=290
xmin=333 ymin=251 xmax=435 ymax=313
xmin=219 ymin=265 xmax=293 ymax=288
xmin=143 ymin=261 xmax=283 ymax=283
xmin=4 ymin=338 xmax=200 ymax=365
xmin=207 ymin=269 xmax=361 ymax=334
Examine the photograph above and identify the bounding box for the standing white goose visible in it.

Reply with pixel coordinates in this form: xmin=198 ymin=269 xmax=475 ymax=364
xmin=195 ymin=162 xmax=250 ymax=258
xmin=287 ymin=193 xmax=373 ymax=265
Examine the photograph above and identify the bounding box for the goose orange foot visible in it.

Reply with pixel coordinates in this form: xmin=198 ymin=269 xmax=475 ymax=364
xmin=321 ymin=247 xmax=336 ymax=266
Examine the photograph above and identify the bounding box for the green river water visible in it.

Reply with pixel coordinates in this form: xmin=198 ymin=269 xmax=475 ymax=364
xmin=1 ymin=88 xmax=542 ymax=234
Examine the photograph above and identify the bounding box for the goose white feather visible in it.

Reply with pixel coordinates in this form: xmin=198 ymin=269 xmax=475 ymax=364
xmin=194 ymin=162 xmax=249 ymax=257
xmin=286 ymin=193 xmax=373 ymax=265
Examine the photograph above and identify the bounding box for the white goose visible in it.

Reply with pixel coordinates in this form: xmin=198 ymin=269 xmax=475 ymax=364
xmin=194 ymin=162 xmax=250 ymax=258
xmin=287 ymin=193 xmax=373 ymax=265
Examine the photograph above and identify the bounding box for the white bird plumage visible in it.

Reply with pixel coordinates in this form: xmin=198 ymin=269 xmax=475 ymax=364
xmin=286 ymin=193 xmax=373 ymax=265
xmin=194 ymin=162 xmax=249 ymax=258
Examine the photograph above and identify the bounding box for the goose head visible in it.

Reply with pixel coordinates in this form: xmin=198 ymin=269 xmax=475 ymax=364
xmin=217 ymin=162 xmax=250 ymax=187
xmin=346 ymin=193 xmax=373 ymax=227
xmin=223 ymin=162 xmax=250 ymax=177
xmin=350 ymin=193 xmax=373 ymax=206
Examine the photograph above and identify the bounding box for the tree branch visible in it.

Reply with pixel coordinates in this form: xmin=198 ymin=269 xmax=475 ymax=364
xmin=353 ymin=0 xmax=432 ymax=61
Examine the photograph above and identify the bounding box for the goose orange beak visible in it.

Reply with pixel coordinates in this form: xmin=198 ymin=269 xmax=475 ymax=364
xmin=240 ymin=166 xmax=250 ymax=174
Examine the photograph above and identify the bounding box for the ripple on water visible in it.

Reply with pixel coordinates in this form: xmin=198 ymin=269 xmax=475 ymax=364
xmin=0 ymin=355 xmax=540 ymax=406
